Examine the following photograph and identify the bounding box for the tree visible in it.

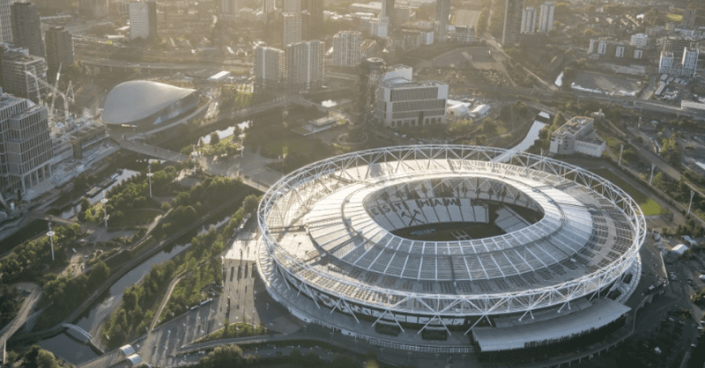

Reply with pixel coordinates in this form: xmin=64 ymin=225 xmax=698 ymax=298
xmin=78 ymin=198 xmax=91 ymax=222
xmin=243 ymin=194 xmax=259 ymax=214
xmin=35 ymin=350 xmax=61 ymax=368
xmin=210 ymin=133 xmax=220 ymax=145
xmin=197 ymin=345 xmax=245 ymax=368
xmin=552 ymin=112 xmax=566 ymax=128
xmin=88 ymin=262 xmax=110 ymax=289
xmin=476 ymin=7 xmax=489 ymax=35
xmin=652 ymin=172 xmax=664 ymax=189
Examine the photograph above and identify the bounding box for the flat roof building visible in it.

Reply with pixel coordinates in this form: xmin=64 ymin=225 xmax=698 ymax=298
xmin=549 ymin=116 xmax=605 ymax=157
xmin=502 ymin=0 xmax=524 ymax=45
xmin=80 ymin=0 xmax=110 ymax=18
xmin=436 ymin=0 xmax=450 ymax=41
xmin=0 ymin=0 xmax=12 ymax=43
xmin=45 ymin=26 xmax=74 ymax=75
xmin=333 ymin=31 xmax=362 ymax=67
xmin=283 ymin=13 xmax=302 ymax=47
xmin=129 ymin=0 xmax=157 ymax=40
xmin=1 ymin=50 xmax=46 ymax=100
xmin=254 ymin=45 xmax=285 ymax=92
xmin=0 ymin=92 xmax=53 ymax=202
xmin=285 ymin=40 xmax=324 ymax=93
xmin=537 ymin=1 xmax=554 ymax=33
xmin=521 ymin=7 xmax=536 ymax=34
xmin=375 ymin=65 xmax=448 ymax=128
xmin=11 ymin=2 xmax=44 ymax=58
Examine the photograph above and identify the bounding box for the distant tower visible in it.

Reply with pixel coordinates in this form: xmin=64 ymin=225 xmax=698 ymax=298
xmin=0 ymin=0 xmax=12 ymax=43
xmin=436 ymin=0 xmax=450 ymax=41
xmin=282 ymin=12 xmax=302 ymax=47
xmin=282 ymin=0 xmax=301 ymax=12
xmin=502 ymin=0 xmax=524 ymax=45
xmin=382 ymin=0 xmax=394 ymax=20
xmin=301 ymin=0 xmax=324 ymax=37
xmin=11 ymin=2 xmax=45 ymax=58
xmin=538 ymin=1 xmax=554 ymax=33
xmin=521 ymin=7 xmax=535 ymax=34
xmin=129 ymin=0 xmax=158 ymax=40
xmin=45 ymin=27 xmax=74 ymax=75
xmin=220 ymin=0 xmax=241 ymax=21
xmin=285 ymin=40 xmax=325 ymax=93
xmin=254 ymin=46 xmax=285 ymax=92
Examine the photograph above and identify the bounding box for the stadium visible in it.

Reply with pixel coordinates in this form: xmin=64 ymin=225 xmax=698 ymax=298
xmin=256 ymin=145 xmax=645 ymax=359
xmin=101 ymin=80 xmax=199 ymax=129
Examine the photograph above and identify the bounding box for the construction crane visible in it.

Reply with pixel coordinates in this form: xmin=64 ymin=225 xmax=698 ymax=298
xmin=25 ymin=68 xmax=74 ymax=122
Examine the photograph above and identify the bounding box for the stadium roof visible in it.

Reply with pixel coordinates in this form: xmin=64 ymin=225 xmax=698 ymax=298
xmin=259 ymin=145 xmax=645 ymax=317
xmin=472 ymin=299 xmax=630 ymax=352
xmin=101 ymin=80 xmax=196 ymax=125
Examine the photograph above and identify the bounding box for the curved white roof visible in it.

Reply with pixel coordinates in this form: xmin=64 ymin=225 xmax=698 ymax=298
xmin=258 ymin=145 xmax=646 ymax=317
xmin=101 ymin=80 xmax=196 ymax=124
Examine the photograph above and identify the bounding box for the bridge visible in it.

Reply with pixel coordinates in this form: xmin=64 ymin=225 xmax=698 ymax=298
xmin=27 ymin=213 xmax=77 ymax=227
xmin=61 ymin=323 xmax=104 ymax=353
xmin=117 ymin=139 xmax=189 ymax=162
xmin=61 ymin=324 xmax=92 ymax=343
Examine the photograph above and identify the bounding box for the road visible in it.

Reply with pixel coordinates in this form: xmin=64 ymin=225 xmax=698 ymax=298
xmin=150 ymin=276 xmax=185 ymax=331
xmin=0 ymin=286 xmax=41 ymax=362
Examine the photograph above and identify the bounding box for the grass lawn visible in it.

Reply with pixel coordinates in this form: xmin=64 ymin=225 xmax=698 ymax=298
xmin=666 ymin=13 xmax=683 ymax=22
xmin=590 ymin=169 xmax=668 ymax=216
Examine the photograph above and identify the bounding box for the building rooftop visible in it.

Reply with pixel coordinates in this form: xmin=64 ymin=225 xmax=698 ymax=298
xmin=101 ymin=80 xmax=197 ymax=125
xmin=553 ymin=117 xmax=593 ymax=136
xmin=381 ymin=79 xmax=446 ymax=88
xmin=472 ymin=299 xmax=630 ymax=352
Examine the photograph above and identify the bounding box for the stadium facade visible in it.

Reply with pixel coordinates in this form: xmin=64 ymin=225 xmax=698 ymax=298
xmin=101 ymin=80 xmax=199 ymax=129
xmin=257 ymin=145 xmax=644 ymax=359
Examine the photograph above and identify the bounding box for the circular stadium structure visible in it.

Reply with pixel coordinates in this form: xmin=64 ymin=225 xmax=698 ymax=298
xmin=257 ymin=145 xmax=645 ymax=356
xmin=101 ymin=80 xmax=199 ymax=129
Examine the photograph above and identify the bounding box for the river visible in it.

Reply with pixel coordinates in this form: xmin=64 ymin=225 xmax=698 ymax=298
xmin=494 ymin=120 xmax=548 ymax=162
xmin=37 ymin=243 xmax=190 ymax=365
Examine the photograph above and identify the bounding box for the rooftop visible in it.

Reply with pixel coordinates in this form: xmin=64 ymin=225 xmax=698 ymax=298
xmin=101 ymin=80 xmax=197 ymax=125
xmin=553 ymin=116 xmax=593 ymax=136
xmin=472 ymin=299 xmax=630 ymax=351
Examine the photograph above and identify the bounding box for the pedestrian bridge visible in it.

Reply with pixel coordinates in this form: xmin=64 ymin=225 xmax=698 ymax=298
xmin=62 ymin=324 xmax=92 ymax=343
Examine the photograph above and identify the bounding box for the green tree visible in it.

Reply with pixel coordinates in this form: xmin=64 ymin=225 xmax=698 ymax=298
xmin=242 ymin=194 xmax=259 ymax=214
xmin=88 ymin=262 xmax=110 ymax=289
xmin=652 ymin=172 xmax=664 ymax=189
xmin=35 ymin=350 xmax=61 ymax=368
xmin=210 ymin=133 xmax=220 ymax=145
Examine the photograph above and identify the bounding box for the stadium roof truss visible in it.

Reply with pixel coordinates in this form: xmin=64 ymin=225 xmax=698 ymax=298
xmin=258 ymin=145 xmax=645 ymax=333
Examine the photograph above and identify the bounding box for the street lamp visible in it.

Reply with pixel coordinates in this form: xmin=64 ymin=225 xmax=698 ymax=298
xmin=101 ymin=191 xmax=108 ymax=228
xmin=146 ymin=163 xmax=153 ymax=198
xmin=191 ymin=144 xmax=197 ymax=173
xmin=47 ymin=222 xmax=55 ymax=261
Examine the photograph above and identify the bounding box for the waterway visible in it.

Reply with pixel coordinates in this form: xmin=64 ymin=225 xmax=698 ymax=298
xmin=74 ymin=243 xmax=191 ymax=334
xmin=512 ymin=120 xmax=547 ymax=153
xmin=38 ymin=333 xmax=99 ymax=365
xmin=494 ymin=120 xmax=548 ymax=163
xmin=36 ymin=243 xmax=190 ymax=365
xmin=198 ymin=120 xmax=251 ymax=145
